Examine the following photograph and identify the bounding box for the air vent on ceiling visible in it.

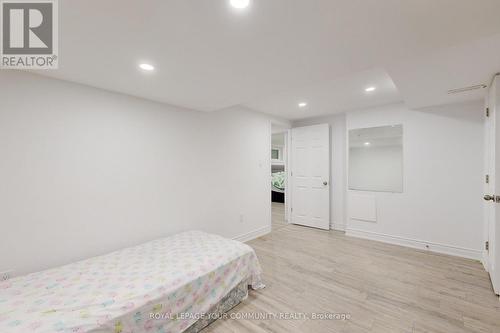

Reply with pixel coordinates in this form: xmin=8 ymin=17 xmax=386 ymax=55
xmin=447 ymin=84 xmax=487 ymax=94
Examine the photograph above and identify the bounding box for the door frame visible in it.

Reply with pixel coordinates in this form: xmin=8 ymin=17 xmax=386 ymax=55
xmin=484 ymin=73 xmax=500 ymax=295
xmin=286 ymin=128 xmax=292 ymax=223
xmin=483 ymin=94 xmax=493 ymax=272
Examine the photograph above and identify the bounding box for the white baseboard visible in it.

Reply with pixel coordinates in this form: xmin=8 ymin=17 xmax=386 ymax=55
xmin=331 ymin=222 xmax=346 ymax=231
xmin=482 ymin=250 xmax=489 ymax=272
xmin=346 ymin=228 xmax=482 ymax=261
xmin=232 ymin=225 xmax=271 ymax=243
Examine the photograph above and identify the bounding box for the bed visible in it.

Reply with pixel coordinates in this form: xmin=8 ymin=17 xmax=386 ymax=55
xmin=0 ymin=231 xmax=264 ymax=333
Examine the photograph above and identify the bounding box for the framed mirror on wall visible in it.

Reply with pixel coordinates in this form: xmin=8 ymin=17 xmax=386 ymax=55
xmin=348 ymin=125 xmax=403 ymax=193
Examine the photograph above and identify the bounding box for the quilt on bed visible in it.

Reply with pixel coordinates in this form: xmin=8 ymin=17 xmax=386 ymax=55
xmin=271 ymin=171 xmax=285 ymax=191
xmin=0 ymin=230 xmax=264 ymax=333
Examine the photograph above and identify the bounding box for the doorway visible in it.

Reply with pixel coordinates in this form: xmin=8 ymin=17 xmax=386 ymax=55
xmin=271 ymin=125 xmax=289 ymax=231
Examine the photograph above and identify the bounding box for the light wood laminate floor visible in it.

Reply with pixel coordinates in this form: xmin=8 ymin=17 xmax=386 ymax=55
xmin=204 ymin=204 xmax=500 ymax=333
xmin=271 ymin=202 xmax=288 ymax=231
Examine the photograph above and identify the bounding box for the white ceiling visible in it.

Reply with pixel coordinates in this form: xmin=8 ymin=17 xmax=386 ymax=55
xmin=245 ymin=68 xmax=400 ymax=119
xmin=387 ymin=33 xmax=500 ymax=110
xmin=33 ymin=0 xmax=500 ymax=119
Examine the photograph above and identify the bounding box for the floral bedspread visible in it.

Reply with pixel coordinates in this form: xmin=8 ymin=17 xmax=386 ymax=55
xmin=0 ymin=231 xmax=264 ymax=333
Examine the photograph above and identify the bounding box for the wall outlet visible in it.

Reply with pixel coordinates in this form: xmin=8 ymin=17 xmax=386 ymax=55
xmin=0 ymin=270 xmax=13 ymax=281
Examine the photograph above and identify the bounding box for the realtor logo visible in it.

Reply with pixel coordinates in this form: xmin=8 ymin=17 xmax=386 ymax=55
xmin=1 ymin=0 xmax=58 ymax=69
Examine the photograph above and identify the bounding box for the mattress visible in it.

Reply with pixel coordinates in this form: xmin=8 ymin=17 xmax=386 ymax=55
xmin=0 ymin=231 xmax=264 ymax=333
xmin=184 ymin=279 xmax=249 ymax=333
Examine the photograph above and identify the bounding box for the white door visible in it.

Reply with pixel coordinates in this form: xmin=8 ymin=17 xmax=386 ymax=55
xmin=485 ymin=74 xmax=500 ymax=295
xmin=290 ymin=124 xmax=330 ymax=230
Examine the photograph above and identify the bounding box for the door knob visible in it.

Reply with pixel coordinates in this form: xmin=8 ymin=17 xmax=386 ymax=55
xmin=323 ymin=181 xmax=328 ymax=186
xmin=484 ymin=194 xmax=496 ymax=201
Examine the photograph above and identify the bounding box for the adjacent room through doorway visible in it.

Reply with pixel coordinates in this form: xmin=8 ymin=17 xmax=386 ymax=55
xmin=271 ymin=125 xmax=288 ymax=231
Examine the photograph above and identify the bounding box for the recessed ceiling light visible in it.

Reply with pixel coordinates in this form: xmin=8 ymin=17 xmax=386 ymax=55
xmin=364 ymin=142 xmax=371 ymax=146
xmin=298 ymin=102 xmax=307 ymax=108
xmin=139 ymin=63 xmax=155 ymax=71
xmin=230 ymin=0 xmax=250 ymax=9
xmin=365 ymin=86 xmax=376 ymax=92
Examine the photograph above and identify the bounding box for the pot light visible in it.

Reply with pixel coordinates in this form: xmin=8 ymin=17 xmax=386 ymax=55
xmin=365 ymin=86 xmax=376 ymax=92
xmin=364 ymin=142 xmax=371 ymax=146
xmin=230 ymin=0 xmax=250 ymax=9
xmin=298 ymin=102 xmax=307 ymax=108
xmin=139 ymin=63 xmax=155 ymax=71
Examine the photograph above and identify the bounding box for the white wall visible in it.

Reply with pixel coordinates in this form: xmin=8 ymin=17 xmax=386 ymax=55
xmin=0 ymin=71 xmax=282 ymax=276
xmin=293 ymin=114 xmax=347 ymax=230
xmin=196 ymin=107 xmax=274 ymax=241
xmin=346 ymin=102 xmax=484 ymax=259
xmin=271 ymin=132 xmax=285 ymax=146
xmin=294 ymin=102 xmax=484 ymax=259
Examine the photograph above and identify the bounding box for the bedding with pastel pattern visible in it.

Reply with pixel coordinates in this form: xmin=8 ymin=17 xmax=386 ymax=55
xmin=271 ymin=171 xmax=286 ymax=191
xmin=0 ymin=231 xmax=264 ymax=333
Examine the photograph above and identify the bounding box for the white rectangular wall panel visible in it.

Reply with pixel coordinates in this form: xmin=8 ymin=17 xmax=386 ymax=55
xmin=348 ymin=193 xmax=377 ymax=222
